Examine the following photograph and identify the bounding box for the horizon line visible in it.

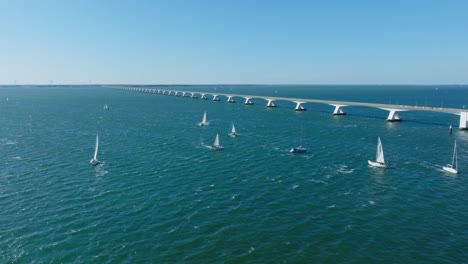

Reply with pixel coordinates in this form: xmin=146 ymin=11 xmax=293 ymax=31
xmin=0 ymin=83 xmax=467 ymax=86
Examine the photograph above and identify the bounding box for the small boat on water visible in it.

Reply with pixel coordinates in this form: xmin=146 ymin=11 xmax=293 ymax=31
xmin=368 ymin=137 xmax=387 ymax=168
xmin=229 ymin=123 xmax=237 ymax=137
xmin=211 ymin=133 xmax=224 ymax=150
xmin=443 ymin=140 xmax=458 ymax=174
xmin=290 ymin=128 xmax=307 ymax=153
xmin=198 ymin=111 xmax=208 ymax=126
xmin=290 ymin=146 xmax=307 ymax=153
xmin=89 ymin=134 xmax=101 ymax=166
xmin=104 ymin=104 xmax=109 ymax=110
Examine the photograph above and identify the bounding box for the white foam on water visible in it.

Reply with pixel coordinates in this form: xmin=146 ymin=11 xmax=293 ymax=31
xmin=337 ymin=165 xmax=354 ymax=174
xmin=309 ymin=179 xmax=327 ymax=185
xmin=248 ymin=247 xmax=255 ymax=254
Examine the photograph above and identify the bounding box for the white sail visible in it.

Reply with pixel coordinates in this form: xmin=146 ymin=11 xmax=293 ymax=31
xmin=198 ymin=111 xmax=208 ymax=126
xmin=93 ymin=134 xmax=99 ymax=160
xmin=453 ymin=141 xmax=458 ymax=171
xmin=213 ymin=133 xmax=220 ymax=146
xmin=443 ymin=140 xmax=458 ymax=174
xmin=231 ymin=123 xmax=236 ymax=134
xmin=376 ymin=137 xmax=385 ymax=164
xmin=202 ymin=111 xmax=207 ymax=124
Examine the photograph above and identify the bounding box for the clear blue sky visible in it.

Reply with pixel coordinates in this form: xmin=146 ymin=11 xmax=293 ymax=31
xmin=1 ymin=0 xmax=467 ymax=84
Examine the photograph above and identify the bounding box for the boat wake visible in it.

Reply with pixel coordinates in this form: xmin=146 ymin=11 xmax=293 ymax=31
xmin=337 ymin=165 xmax=354 ymax=174
xmin=94 ymin=164 xmax=108 ymax=176
xmin=1 ymin=138 xmax=17 ymax=145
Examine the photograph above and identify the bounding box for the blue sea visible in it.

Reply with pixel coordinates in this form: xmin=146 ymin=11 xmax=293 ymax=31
xmin=0 ymin=85 xmax=467 ymax=263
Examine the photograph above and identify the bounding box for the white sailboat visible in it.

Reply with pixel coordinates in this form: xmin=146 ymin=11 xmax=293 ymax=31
xmin=198 ymin=111 xmax=208 ymax=126
xmin=229 ymin=123 xmax=237 ymax=137
xmin=103 ymin=104 xmax=109 ymax=110
xmin=368 ymin=137 xmax=387 ymax=168
xmin=443 ymin=141 xmax=458 ymax=174
xmin=290 ymin=128 xmax=307 ymax=153
xmin=89 ymin=134 xmax=101 ymax=166
xmin=211 ymin=133 xmax=224 ymax=150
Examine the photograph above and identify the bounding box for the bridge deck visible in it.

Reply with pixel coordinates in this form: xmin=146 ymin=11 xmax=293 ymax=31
xmin=172 ymin=90 xmax=464 ymax=115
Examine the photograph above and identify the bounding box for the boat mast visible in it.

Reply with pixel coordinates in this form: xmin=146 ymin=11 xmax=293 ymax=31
xmin=94 ymin=134 xmax=99 ymax=160
xmin=453 ymin=141 xmax=457 ymax=170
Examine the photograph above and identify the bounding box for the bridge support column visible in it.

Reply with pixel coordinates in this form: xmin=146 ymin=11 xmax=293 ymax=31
xmin=227 ymin=96 xmax=235 ymax=103
xmin=212 ymin=95 xmax=220 ymax=101
xmin=182 ymin=92 xmax=188 ymax=97
xmin=381 ymin=108 xmax=406 ymax=122
xmin=191 ymin=93 xmax=198 ymax=99
xmin=201 ymin=94 xmax=207 ymax=100
xmin=331 ymin=104 xmax=346 ymax=115
xmin=266 ymin=99 xmax=276 ymax=107
xmin=460 ymin=112 xmax=468 ymax=130
xmin=387 ymin=110 xmax=400 ymax=121
xmin=244 ymin=97 xmax=253 ymax=105
xmin=293 ymin=101 xmax=306 ymax=111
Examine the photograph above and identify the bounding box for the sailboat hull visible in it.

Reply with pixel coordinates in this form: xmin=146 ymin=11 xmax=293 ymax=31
xmin=90 ymin=159 xmax=101 ymax=166
xmin=442 ymin=165 xmax=458 ymax=174
xmin=290 ymin=147 xmax=307 ymax=153
xmin=368 ymin=160 xmax=387 ymax=168
xmin=210 ymin=145 xmax=224 ymax=150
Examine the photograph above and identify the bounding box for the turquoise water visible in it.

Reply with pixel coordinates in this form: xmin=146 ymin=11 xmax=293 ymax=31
xmin=0 ymin=85 xmax=467 ymax=263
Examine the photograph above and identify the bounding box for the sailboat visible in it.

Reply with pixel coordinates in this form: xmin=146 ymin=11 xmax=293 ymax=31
xmin=443 ymin=141 xmax=458 ymax=174
xmin=290 ymin=128 xmax=307 ymax=153
xmin=211 ymin=133 xmax=224 ymax=150
xmin=198 ymin=111 xmax=208 ymax=126
xmin=229 ymin=123 xmax=237 ymax=137
xmin=368 ymin=137 xmax=387 ymax=168
xmin=103 ymin=104 xmax=109 ymax=110
xmin=89 ymin=134 xmax=101 ymax=166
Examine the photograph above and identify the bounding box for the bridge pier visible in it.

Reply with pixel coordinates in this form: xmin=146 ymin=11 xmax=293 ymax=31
xmin=266 ymin=99 xmax=277 ymax=107
xmin=182 ymin=92 xmax=188 ymax=97
xmin=227 ymin=96 xmax=235 ymax=103
xmin=293 ymin=101 xmax=306 ymax=111
xmin=381 ymin=108 xmax=406 ymax=122
xmin=201 ymin=94 xmax=208 ymax=100
xmin=331 ymin=104 xmax=346 ymax=115
xmin=244 ymin=97 xmax=254 ymax=105
xmin=212 ymin=95 xmax=220 ymax=101
xmin=191 ymin=93 xmax=197 ymax=99
xmin=460 ymin=112 xmax=468 ymax=130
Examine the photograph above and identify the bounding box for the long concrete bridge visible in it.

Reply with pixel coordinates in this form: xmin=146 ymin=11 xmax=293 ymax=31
xmin=114 ymin=87 xmax=468 ymax=129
